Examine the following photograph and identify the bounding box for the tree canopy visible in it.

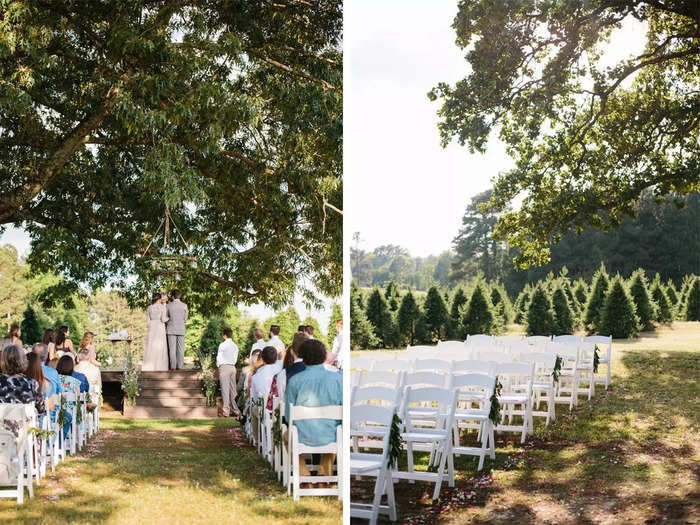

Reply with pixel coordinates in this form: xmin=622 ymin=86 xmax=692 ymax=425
xmin=0 ymin=0 xmax=342 ymax=315
xmin=431 ymin=0 xmax=700 ymax=267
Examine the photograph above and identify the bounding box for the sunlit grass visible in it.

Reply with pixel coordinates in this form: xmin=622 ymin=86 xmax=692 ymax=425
xmin=0 ymin=418 xmax=341 ymax=524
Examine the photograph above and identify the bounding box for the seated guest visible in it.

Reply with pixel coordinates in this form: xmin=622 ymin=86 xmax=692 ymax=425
xmin=42 ymin=329 xmax=56 ymax=360
xmin=0 ymin=344 xmax=45 ymax=416
xmin=55 ymin=325 xmax=75 ymax=358
xmin=303 ymin=325 xmax=315 ymax=339
xmin=78 ymin=331 xmax=101 ymax=368
xmin=6 ymin=323 xmax=22 ymax=346
xmin=75 ymin=347 xmax=102 ymax=389
xmin=56 ymin=355 xmax=89 ymax=393
xmin=267 ymin=325 xmax=285 ymax=354
xmin=250 ymin=346 xmax=282 ymax=400
xmin=25 ymin=352 xmax=55 ymax=413
xmin=285 ymin=339 xmax=342 ymax=479
xmin=267 ymin=331 xmax=308 ymax=419
xmin=33 ymin=343 xmax=70 ymax=436
xmin=249 ymin=328 xmax=267 ymax=361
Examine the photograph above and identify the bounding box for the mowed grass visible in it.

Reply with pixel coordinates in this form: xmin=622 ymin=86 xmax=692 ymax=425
xmin=351 ymin=322 xmax=700 ymax=524
xmin=0 ymin=418 xmax=341 ymax=525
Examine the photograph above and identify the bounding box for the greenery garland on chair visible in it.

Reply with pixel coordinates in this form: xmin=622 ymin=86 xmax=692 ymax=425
xmin=551 ymin=355 xmax=563 ymax=383
xmin=196 ymin=349 xmax=217 ymax=407
xmin=121 ymin=346 xmax=140 ymax=406
xmin=387 ymin=413 xmax=402 ymax=468
xmin=272 ymin=406 xmax=282 ymax=449
xmin=489 ymin=377 xmax=503 ymax=426
xmin=28 ymin=427 xmax=55 ymax=441
xmin=76 ymin=396 xmax=83 ymax=426
xmin=593 ymin=345 xmax=600 ymax=373
xmin=57 ymin=396 xmax=68 ymax=429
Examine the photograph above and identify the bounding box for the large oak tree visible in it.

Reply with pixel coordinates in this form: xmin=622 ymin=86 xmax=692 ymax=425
xmin=431 ymin=0 xmax=700 ymax=267
xmin=0 ymin=0 xmax=342 ymax=314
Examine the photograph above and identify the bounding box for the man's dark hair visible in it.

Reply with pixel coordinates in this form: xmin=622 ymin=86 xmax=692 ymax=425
xmin=297 ymin=325 xmax=306 ymax=332
xmin=222 ymin=327 xmax=233 ymax=338
xmin=299 ymin=339 xmax=326 ymax=366
xmin=304 ymin=325 xmax=314 ymax=335
xmin=261 ymin=346 xmax=277 ymax=364
xmin=269 ymin=325 xmax=280 ymax=336
xmin=56 ymin=355 xmax=75 ymax=376
xmin=171 ymin=289 xmax=182 ymax=300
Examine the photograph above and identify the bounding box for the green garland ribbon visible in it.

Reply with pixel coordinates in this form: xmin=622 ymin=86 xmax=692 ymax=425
xmin=387 ymin=413 xmax=402 ymax=468
xmin=593 ymin=345 xmax=600 ymax=373
xmin=488 ymin=377 xmax=503 ymax=426
xmin=551 ymin=355 xmax=563 ymax=383
xmin=28 ymin=427 xmax=55 ymax=441
xmin=272 ymin=406 xmax=282 ymax=449
xmin=76 ymin=396 xmax=83 ymax=425
xmin=57 ymin=396 xmax=67 ymax=429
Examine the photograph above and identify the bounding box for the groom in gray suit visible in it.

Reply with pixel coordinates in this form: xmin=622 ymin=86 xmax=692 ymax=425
xmin=166 ymin=290 xmax=188 ymax=370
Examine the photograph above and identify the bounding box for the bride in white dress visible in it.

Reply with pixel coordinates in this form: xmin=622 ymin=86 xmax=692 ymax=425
xmin=142 ymin=292 xmax=169 ymax=371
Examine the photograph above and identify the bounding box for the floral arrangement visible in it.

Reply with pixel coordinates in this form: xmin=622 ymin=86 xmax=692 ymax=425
xmin=96 ymin=346 xmax=115 ymax=367
xmin=121 ymin=346 xmax=140 ymax=406
xmin=197 ymin=349 xmax=217 ymax=407
xmin=272 ymin=406 xmax=282 ymax=449
xmin=488 ymin=377 xmax=503 ymax=426
xmin=57 ymin=396 xmax=68 ymax=429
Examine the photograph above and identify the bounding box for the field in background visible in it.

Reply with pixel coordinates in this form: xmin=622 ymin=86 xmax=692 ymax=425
xmin=352 ymin=322 xmax=700 ymax=524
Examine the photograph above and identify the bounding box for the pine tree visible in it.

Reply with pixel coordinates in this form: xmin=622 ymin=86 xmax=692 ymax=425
xmin=584 ymin=264 xmax=609 ymax=333
xmin=684 ymin=277 xmax=700 ymax=321
xmin=628 ymin=269 xmax=656 ymax=331
xmin=678 ymin=275 xmax=694 ymax=317
xmin=490 ymin=285 xmax=511 ymax=325
xmin=551 ymin=288 xmax=574 ymax=335
xmin=365 ymin=288 xmax=395 ymax=348
xmin=599 ymin=276 xmax=639 ymax=338
xmin=397 ymin=290 xmax=420 ymax=345
xmin=526 ymin=285 xmax=555 ymax=336
xmin=665 ymin=280 xmax=679 ymax=318
xmin=573 ymin=279 xmax=588 ymax=306
xmin=448 ymin=288 xmax=468 ymax=339
xmin=385 ymin=281 xmax=401 ymax=312
xmin=423 ymin=286 xmax=449 ymax=342
xmin=514 ymin=287 xmax=531 ymax=324
xmin=243 ymin=319 xmax=263 ymax=357
xmin=463 ymin=283 xmax=498 ymax=335
xmin=199 ymin=316 xmax=226 ymax=365
xmin=650 ymin=282 xmax=673 ymax=323
xmin=350 ymin=285 xmax=378 ymax=350
xmin=20 ymin=306 xmax=42 ymax=345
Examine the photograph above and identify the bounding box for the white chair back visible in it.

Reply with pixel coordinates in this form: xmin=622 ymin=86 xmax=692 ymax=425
xmin=413 ymin=358 xmax=452 ymax=373
xmin=452 ymin=359 xmax=493 ymax=375
xmin=404 ymin=371 xmax=450 ymax=388
xmin=372 ymin=360 xmax=411 ymax=373
xmin=358 ymin=370 xmax=403 ymax=389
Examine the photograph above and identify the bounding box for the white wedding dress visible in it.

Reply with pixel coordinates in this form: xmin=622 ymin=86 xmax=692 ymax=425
xmin=142 ymin=303 xmax=169 ymax=371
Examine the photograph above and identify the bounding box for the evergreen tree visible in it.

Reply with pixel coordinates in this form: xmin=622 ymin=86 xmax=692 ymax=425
xmin=365 ymin=288 xmax=395 ymax=348
xmin=513 ymin=287 xmax=531 ymax=324
xmin=397 ymin=291 xmax=420 ymax=345
xmin=551 ymin=288 xmax=574 ymax=335
xmin=684 ymin=277 xmax=700 ymax=321
xmin=20 ymin=306 xmax=42 ymax=345
xmin=327 ymin=303 xmax=342 ymax=344
xmin=526 ymin=285 xmax=555 ymax=336
xmin=573 ymin=279 xmax=588 ymax=306
xmin=350 ymin=284 xmax=378 ymax=350
xmin=599 ymin=277 xmax=639 ymax=338
xmin=448 ymin=288 xmax=468 ymax=339
xmin=584 ymin=265 xmax=609 ymax=333
xmin=423 ymin=286 xmax=449 ymax=342
xmin=665 ymin=280 xmax=679 ymax=317
xmin=199 ymin=316 xmax=226 ymax=365
xmin=385 ymin=281 xmax=401 ymax=312
xmin=628 ymin=269 xmax=656 ymax=331
xmin=463 ymin=283 xmax=498 ymax=335
xmin=650 ymin=282 xmax=673 ymax=323
xmin=490 ymin=285 xmax=511 ymax=325
xmin=243 ymin=319 xmax=263 ymax=359
xmin=678 ymin=275 xmax=693 ymax=317
xmin=414 ymin=312 xmax=431 ymax=345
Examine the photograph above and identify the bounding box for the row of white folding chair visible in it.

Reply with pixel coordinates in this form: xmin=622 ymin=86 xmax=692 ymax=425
xmin=0 ymin=404 xmax=36 ymax=504
xmin=350 ymin=386 xmax=400 ymax=524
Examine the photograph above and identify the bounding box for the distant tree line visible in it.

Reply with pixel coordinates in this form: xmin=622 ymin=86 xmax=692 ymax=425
xmin=350 ymin=268 xmax=700 ymax=349
xmin=352 ymin=191 xmax=700 ymax=296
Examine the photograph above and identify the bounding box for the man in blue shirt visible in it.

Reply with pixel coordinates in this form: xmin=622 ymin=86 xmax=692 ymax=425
xmin=33 ymin=343 xmax=72 ymax=436
xmin=285 ymin=339 xmax=342 ymax=479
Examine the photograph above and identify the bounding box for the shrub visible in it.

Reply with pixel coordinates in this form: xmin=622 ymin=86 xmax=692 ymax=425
xmin=397 ymin=290 xmax=420 ymax=345
xmin=463 ymin=283 xmax=499 ymax=335
xmin=490 ymin=285 xmax=511 ymax=325
xmin=599 ymin=276 xmax=639 ymax=338
xmin=514 ymin=287 xmax=531 ymax=324
xmin=551 ymin=288 xmax=575 ymax=335
xmin=628 ymin=269 xmax=656 ymax=331
xmin=448 ymin=288 xmax=468 ymax=339
xmin=21 ymin=306 xmax=42 ymax=345
xmin=365 ymin=288 xmax=395 ymax=347
xmin=526 ymin=285 xmax=555 ymax=336
xmin=650 ymin=282 xmax=673 ymax=323
xmin=684 ymin=277 xmax=700 ymax=321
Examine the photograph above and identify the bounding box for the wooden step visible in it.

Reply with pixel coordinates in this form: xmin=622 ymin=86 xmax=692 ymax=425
xmin=139 ymin=370 xmax=204 ymax=379
xmin=139 ymin=387 xmax=204 ymax=398
xmin=139 ymin=379 xmax=203 ymax=389
xmin=135 ymin=396 xmax=209 ymax=408
xmin=123 ymin=405 xmax=218 ymax=419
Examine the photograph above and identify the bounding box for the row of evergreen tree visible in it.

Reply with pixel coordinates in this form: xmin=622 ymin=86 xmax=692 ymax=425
xmin=350 ymin=268 xmax=700 ymax=349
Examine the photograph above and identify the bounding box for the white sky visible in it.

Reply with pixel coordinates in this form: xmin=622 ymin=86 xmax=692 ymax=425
xmin=345 ymin=0 xmax=646 ymax=258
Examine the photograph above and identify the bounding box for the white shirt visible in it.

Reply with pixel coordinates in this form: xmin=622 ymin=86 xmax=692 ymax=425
xmin=216 ymin=338 xmax=239 ymax=367
xmin=249 ymin=338 xmax=267 ymax=360
xmin=268 ymin=335 xmax=285 ymax=353
xmin=75 ymin=360 xmax=101 ymax=388
xmin=250 ymin=360 xmax=283 ymax=399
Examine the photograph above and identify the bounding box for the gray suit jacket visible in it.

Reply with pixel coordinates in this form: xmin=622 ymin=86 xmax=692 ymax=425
xmin=166 ymin=299 xmax=189 ymax=335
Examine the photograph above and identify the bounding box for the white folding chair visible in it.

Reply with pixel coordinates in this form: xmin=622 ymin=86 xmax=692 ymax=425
xmin=372 ymin=360 xmax=411 ymax=373
xmin=452 ymin=359 xmax=494 ymax=376
xmin=413 ymin=358 xmax=452 ymax=374
xmin=548 ymin=344 xmax=580 ymax=410
xmin=394 ymin=387 xmax=456 ymax=501
xmin=451 ymin=373 xmax=496 ymax=470
xmin=358 ymin=370 xmax=403 ymax=390
xmin=351 ymin=357 xmax=375 ymax=371
xmin=517 ymin=352 xmax=557 ymax=424
xmin=0 ymin=403 xmax=35 ymax=503
xmin=436 ymin=340 xmax=469 ymax=354
xmin=575 ymin=342 xmax=597 ymax=400
xmin=495 ymin=335 xmax=523 ymax=348
xmin=61 ymin=390 xmax=79 ymax=456
xmin=477 ymin=350 xmax=511 ymax=363
xmin=350 ymin=396 xmax=400 ymax=525
xmin=351 ymin=386 xmax=399 ymax=451
xmin=526 ymin=335 xmax=552 ymax=346
xmin=493 ymin=362 xmax=534 ymax=443
xmin=465 ymin=334 xmax=495 ymax=347
xmin=288 ymin=404 xmax=343 ymax=501
xmin=583 ymin=335 xmax=612 ymax=389
xmin=552 ymin=334 xmax=581 ymax=344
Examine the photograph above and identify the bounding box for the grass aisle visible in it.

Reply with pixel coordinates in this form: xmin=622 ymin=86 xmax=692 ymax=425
xmin=352 ymin=322 xmax=700 ymax=524
xmin=0 ymin=418 xmax=341 ymax=524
